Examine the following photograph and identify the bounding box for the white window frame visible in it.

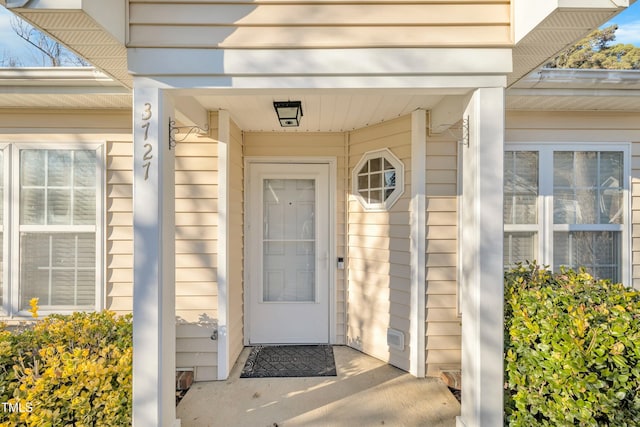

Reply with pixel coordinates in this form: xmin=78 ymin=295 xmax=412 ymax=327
xmin=504 ymin=143 xmax=631 ymax=286
xmin=0 ymin=143 xmax=105 ymax=318
xmin=352 ymin=148 xmax=405 ymax=211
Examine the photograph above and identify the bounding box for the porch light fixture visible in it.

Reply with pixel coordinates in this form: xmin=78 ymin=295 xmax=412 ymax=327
xmin=273 ymin=101 xmax=303 ymax=127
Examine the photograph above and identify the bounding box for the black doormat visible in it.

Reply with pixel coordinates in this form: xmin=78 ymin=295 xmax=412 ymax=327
xmin=240 ymin=345 xmax=337 ymax=378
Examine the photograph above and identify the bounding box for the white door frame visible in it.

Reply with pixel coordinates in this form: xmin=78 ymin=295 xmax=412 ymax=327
xmin=244 ymin=157 xmax=337 ymax=345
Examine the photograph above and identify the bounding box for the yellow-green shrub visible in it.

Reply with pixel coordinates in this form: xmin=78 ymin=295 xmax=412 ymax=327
xmin=0 ymin=311 xmax=132 ymax=426
xmin=505 ymin=264 xmax=640 ymax=426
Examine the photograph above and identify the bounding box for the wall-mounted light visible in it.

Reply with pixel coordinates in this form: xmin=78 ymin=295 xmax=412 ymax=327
xmin=273 ymin=101 xmax=303 ymax=127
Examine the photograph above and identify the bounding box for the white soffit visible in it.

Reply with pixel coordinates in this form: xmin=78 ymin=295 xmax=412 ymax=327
xmin=193 ymin=92 xmax=446 ymax=132
xmin=509 ymin=6 xmax=628 ymax=86
xmin=8 ymin=9 xmax=131 ymax=88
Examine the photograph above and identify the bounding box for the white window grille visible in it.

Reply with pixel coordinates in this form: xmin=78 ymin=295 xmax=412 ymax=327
xmin=0 ymin=145 xmax=103 ymax=316
xmin=504 ymin=144 xmax=629 ymax=284
xmin=352 ymin=148 xmax=404 ymax=211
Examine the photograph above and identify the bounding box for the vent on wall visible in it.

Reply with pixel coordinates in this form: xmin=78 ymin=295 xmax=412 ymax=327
xmin=387 ymin=328 xmax=405 ymax=351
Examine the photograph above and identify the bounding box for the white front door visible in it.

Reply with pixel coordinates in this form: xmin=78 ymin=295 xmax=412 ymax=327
xmin=247 ymin=163 xmax=330 ymax=344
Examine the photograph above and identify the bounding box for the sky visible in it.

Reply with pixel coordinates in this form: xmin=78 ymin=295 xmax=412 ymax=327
xmin=1 ymin=2 xmax=640 ymax=66
xmin=607 ymin=1 xmax=640 ymax=45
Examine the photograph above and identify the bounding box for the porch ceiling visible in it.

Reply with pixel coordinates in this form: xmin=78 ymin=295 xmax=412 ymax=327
xmin=191 ymin=91 xmax=447 ymax=132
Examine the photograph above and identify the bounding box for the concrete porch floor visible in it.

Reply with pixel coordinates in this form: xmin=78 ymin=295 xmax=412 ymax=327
xmin=177 ymin=346 xmax=460 ymax=427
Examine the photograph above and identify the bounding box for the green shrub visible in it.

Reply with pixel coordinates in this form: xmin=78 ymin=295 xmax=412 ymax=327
xmin=0 ymin=311 xmax=132 ymax=427
xmin=504 ymin=263 xmax=640 ymax=426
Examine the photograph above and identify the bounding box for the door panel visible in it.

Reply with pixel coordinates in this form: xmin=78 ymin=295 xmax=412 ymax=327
xmin=248 ymin=163 xmax=329 ymax=344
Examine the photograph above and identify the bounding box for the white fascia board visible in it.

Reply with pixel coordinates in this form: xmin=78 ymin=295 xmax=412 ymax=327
xmin=128 ymin=48 xmax=513 ymax=77
xmin=558 ymin=0 xmax=630 ymax=7
xmin=515 ymin=69 xmax=640 ymax=90
xmin=132 ymin=75 xmax=508 ymax=92
xmin=508 ymin=88 xmax=640 ymax=97
xmin=0 ymin=68 xmax=129 ymax=95
xmin=0 ymin=67 xmax=117 ymax=84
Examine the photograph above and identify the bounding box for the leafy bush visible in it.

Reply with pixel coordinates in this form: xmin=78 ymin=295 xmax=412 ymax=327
xmin=504 ymin=263 xmax=640 ymax=426
xmin=0 ymin=311 xmax=132 ymax=426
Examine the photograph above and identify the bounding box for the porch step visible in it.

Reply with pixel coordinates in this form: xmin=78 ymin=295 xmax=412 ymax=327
xmin=440 ymin=370 xmax=462 ymax=390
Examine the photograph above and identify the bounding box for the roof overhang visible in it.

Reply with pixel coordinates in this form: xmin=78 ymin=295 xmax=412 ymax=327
xmin=3 ymin=1 xmax=636 ymax=94
xmin=509 ymin=0 xmax=634 ymax=86
xmin=507 ymin=68 xmax=640 ymax=111
xmin=2 ymin=0 xmax=130 ymax=88
xmin=0 ymin=67 xmax=131 ymax=109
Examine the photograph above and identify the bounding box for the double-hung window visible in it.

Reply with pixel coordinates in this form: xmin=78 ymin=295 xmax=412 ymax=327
xmin=504 ymin=144 xmax=629 ymax=284
xmin=0 ymin=145 xmax=103 ymax=316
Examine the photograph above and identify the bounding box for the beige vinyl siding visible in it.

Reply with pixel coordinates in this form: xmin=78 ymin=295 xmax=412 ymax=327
xmin=424 ymin=133 xmax=460 ymax=376
xmin=227 ymin=118 xmax=244 ymax=366
xmin=173 ymin=117 xmax=220 ymax=381
xmin=244 ymin=132 xmax=347 ymax=345
xmin=106 ymin=140 xmax=134 ymax=314
xmin=128 ymin=1 xmax=511 ymax=49
xmin=347 ymin=115 xmax=412 ymax=371
xmin=506 ymin=111 xmax=640 ymax=289
xmin=105 ymin=112 xmax=220 ymax=381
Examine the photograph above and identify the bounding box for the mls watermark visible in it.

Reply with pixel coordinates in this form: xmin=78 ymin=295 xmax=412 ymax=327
xmin=1 ymin=401 xmax=33 ymax=413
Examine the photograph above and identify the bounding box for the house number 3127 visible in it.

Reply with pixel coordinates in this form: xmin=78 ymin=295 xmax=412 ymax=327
xmin=141 ymin=103 xmax=153 ymax=180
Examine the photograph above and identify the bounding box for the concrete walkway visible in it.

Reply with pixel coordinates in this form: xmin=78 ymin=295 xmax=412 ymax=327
xmin=177 ymin=346 xmax=460 ymax=427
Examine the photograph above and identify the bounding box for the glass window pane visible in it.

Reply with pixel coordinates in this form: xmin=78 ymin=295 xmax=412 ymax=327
xmin=47 ymin=189 xmax=71 ymax=225
xmin=384 ymin=188 xmax=394 ymax=200
xmin=575 ymin=189 xmax=598 ymax=224
xmin=74 ymin=189 xmax=96 ymax=225
xmin=369 ymin=189 xmax=382 ymax=204
xmin=504 ymin=151 xmax=538 ymax=225
xmin=600 ymin=188 xmax=623 ymax=224
xmin=574 ymin=152 xmax=598 ymax=187
xmin=20 ymin=188 xmax=45 ymax=225
xmin=48 ymin=151 xmax=72 ymax=187
xmin=554 ymin=231 xmax=620 ymax=282
xmin=600 ymin=152 xmax=623 ymax=186
xmin=384 ymin=171 xmax=396 ymax=188
xmin=370 ymin=172 xmax=382 ymax=188
xmin=359 ymin=161 xmax=369 ymax=174
xmin=20 ymin=233 xmax=96 ymax=309
xmin=554 ymin=152 xmax=574 ymax=188
xmin=369 ymin=158 xmax=381 ymax=173
xmin=358 ymin=174 xmax=368 ymax=190
xmin=555 ymin=151 xmax=624 ymax=225
xmin=504 ymin=232 xmax=537 ymax=269
xmin=21 ymin=151 xmax=45 ymax=186
xmin=263 ymin=178 xmax=316 ymax=303
xmin=74 ymin=150 xmax=96 ymax=187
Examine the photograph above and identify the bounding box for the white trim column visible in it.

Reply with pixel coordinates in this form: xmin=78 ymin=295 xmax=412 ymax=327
xmin=216 ymin=110 xmax=231 ymax=380
xmin=458 ymin=87 xmax=504 ymax=427
xmin=132 ymin=86 xmax=179 ymax=427
xmin=410 ymin=109 xmax=427 ymax=378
